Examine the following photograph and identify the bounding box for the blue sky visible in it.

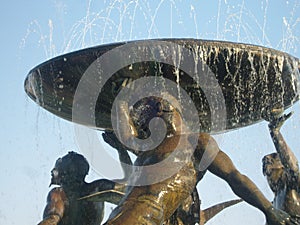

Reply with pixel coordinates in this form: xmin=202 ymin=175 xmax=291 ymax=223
xmin=1 ymin=1 xmax=300 ymax=224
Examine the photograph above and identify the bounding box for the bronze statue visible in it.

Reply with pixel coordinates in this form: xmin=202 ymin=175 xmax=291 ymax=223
xmin=103 ymin=97 xmax=296 ymax=225
xmin=37 ymin=151 xmax=125 ymax=225
xmin=38 ymin=146 xmax=241 ymax=225
xmin=84 ymin=132 xmax=242 ymax=225
xmin=25 ymin=39 xmax=300 ymax=225
xmin=263 ymin=112 xmax=300 ymax=224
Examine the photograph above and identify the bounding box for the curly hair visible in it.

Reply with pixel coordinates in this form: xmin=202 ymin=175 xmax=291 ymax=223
xmin=54 ymin=151 xmax=89 ymax=181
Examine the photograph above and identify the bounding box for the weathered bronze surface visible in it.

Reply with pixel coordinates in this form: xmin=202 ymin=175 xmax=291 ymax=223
xmin=24 ymin=39 xmax=300 ymax=133
xmin=94 ymin=97 xmax=294 ymax=225
xmin=263 ymin=113 xmax=300 ymax=223
xmin=81 ymin=188 xmax=242 ymax=225
xmin=37 ymin=151 xmax=126 ymax=225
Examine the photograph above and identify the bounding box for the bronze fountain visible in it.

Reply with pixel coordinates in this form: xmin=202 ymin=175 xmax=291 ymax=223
xmin=24 ymin=39 xmax=300 ymax=225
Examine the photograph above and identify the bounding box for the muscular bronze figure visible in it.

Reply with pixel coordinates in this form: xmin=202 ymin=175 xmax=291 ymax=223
xmin=103 ymin=97 xmax=296 ymax=225
xmin=92 ymin=132 xmax=242 ymax=225
xmin=37 ymin=136 xmax=240 ymax=225
xmin=37 ymin=151 xmax=125 ymax=225
xmin=263 ymin=112 xmax=300 ymax=223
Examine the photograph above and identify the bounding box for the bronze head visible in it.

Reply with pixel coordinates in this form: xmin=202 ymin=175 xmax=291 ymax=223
xmin=262 ymin=153 xmax=285 ymax=193
xmin=50 ymin=151 xmax=89 ymax=186
xmin=129 ymin=96 xmax=179 ymax=139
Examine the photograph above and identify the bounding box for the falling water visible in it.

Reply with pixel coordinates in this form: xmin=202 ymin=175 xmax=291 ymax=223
xmin=20 ymin=1 xmax=300 ymax=225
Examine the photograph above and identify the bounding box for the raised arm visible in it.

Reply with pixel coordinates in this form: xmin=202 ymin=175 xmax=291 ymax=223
xmin=268 ymin=112 xmax=299 ymax=182
xmin=196 ymin=133 xmax=296 ymax=225
xmin=114 ymin=100 xmax=138 ymax=154
xmin=37 ymin=188 xmax=66 ymax=225
xmin=101 ymin=99 xmax=137 ymax=181
xmin=102 ymin=131 xmax=133 ymax=180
